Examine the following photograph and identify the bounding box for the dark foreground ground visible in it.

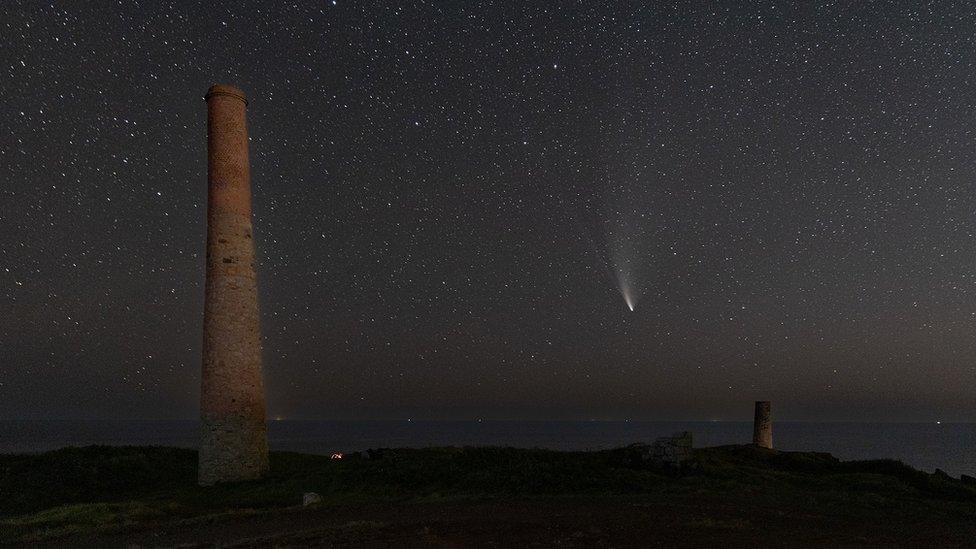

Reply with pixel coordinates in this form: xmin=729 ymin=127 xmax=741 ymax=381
xmin=2 ymin=444 xmax=976 ymax=547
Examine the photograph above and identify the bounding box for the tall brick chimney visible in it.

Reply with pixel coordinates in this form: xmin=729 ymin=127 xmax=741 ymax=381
xmin=198 ymin=84 xmax=269 ymax=485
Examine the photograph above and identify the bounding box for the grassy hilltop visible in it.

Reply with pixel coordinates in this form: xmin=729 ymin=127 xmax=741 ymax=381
xmin=2 ymin=444 xmax=976 ymax=545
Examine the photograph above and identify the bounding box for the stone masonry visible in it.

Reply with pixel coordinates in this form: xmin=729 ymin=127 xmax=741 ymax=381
xmin=647 ymin=431 xmax=693 ymax=466
xmin=753 ymin=400 xmax=772 ymax=449
xmin=198 ymin=84 xmax=269 ymax=486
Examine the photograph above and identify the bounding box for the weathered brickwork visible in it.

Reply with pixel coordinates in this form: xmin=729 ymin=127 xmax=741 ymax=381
xmin=753 ymin=401 xmax=773 ymax=449
xmin=199 ymin=84 xmax=269 ymax=486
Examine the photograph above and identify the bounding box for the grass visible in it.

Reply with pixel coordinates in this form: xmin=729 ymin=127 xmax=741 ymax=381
xmin=1 ymin=444 xmax=975 ymax=543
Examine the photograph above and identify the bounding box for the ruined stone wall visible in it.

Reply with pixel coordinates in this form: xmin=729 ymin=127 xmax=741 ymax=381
xmin=648 ymin=431 xmax=693 ymax=466
xmin=199 ymin=84 xmax=269 ymax=486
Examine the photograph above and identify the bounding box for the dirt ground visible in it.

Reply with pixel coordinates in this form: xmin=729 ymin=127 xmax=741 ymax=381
xmin=46 ymin=496 xmax=976 ymax=548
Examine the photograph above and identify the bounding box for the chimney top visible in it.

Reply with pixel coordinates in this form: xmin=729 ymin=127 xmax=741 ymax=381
xmin=205 ymin=84 xmax=247 ymax=105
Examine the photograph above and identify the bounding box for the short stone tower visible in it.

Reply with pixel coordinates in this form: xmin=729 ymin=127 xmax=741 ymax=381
xmin=199 ymin=84 xmax=269 ymax=486
xmin=752 ymin=401 xmax=772 ymax=449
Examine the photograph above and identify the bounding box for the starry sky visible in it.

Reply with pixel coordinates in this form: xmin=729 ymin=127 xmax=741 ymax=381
xmin=3 ymin=1 xmax=976 ymax=422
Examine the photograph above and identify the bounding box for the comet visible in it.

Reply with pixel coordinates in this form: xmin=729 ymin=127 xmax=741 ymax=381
xmin=572 ymin=164 xmax=648 ymax=312
xmin=621 ymin=286 xmax=636 ymax=311
xmin=604 ymin=170 xmax=646 ymax=313
xmin=612 ymin=251 xmax=639 ymax=312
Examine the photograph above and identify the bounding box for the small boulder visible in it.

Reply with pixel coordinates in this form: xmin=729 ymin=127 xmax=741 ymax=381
xmin=303 ymin=492 xmax=322 ymax=506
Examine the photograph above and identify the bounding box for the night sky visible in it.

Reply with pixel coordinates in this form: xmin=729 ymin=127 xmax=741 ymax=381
xmin=3 ymin=2 xmax=976 ymax=422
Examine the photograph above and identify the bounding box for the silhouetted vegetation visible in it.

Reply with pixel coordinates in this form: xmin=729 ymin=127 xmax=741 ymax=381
xmin=2 ymin=444 xmax=975 ymax=543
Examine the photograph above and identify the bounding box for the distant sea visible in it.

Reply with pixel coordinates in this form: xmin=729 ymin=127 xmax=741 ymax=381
xmin=1 ymin=420 xmax=973 ymax=477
